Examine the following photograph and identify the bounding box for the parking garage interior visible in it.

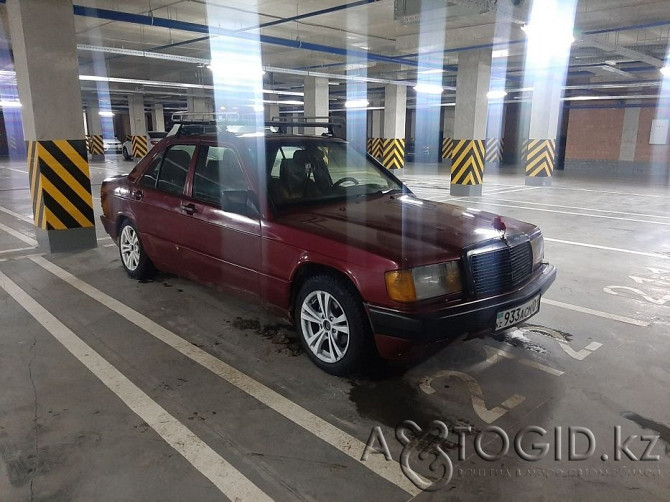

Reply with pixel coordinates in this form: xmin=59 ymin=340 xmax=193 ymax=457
xmin=0 ymin=0 xmax=669 ymax=500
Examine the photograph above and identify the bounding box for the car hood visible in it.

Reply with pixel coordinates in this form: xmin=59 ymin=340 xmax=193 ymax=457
xmin=276 ymin=194 xmax=537 ymax=267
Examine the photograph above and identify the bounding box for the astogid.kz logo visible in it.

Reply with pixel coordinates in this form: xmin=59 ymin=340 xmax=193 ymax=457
xmin=360 ymin=420 xmax=665 ymax=492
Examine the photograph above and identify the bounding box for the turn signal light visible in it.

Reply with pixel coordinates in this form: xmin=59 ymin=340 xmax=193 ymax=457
xmin=385 ymin=270 xmax=417 ymax=303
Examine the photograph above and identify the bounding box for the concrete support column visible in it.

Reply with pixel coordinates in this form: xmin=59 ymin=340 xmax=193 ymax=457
xmin=85 ymin=101 xmax=104 ymax=161
xmin=186 ymin=93 xmax=213 ymax=115
xmin=151 ymin=103 xmax=165 ymax=132
xmin=368 ymin=108 xmax=383 ymax=159
xmin=452 ymin=49 xmax=491 ymax=195
xmin=7 ymin=0 xmax=96 ymax=253
xmin=525 ymin=77 xmax=562 ymax=185
xmin=619 ymin=104 xmax=641 ymax=162
xmin=441 ymin=107 xmax=455 ymax=162
xmin=128 ymin=94 xmax=148 ymax=158
xmin=486 ymin=102 xmax=505 ymax=167
xmin=304 ymin=76 xmax=329 ymax=135
xmin=264 ymin=103 xmax=280 ymax=122
xmin=382 ymin=84 xmax=406 ymax=169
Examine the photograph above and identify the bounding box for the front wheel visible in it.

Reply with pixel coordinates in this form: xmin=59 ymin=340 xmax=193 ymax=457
xmin=295 ymin=275 xmax=373 ymax=375
xmin=122 ymin=145 xmax=132 ymax=161
xmin=118 ymin=221 xmax=154 ymax=279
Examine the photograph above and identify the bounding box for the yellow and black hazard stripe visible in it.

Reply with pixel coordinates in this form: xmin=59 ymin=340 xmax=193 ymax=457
xmin=371 ymin=138 xmax=383 ymax=159
xmin=132 ymin=135 xmax=148 ymax=158
xmin=381 ymin=138 xmax=405 ymax=169
xmin=366 ymin=138 xmax=372 ymax=155
xmin=85 ymin=135 xmax=91 ymax=152
xmin=525 ymin=139 xmax=556 ymax=177
xmin=441 ymin=137 xmax=454 ymax=159
xmin=486 ymin=138 xmax=503 ymax=163
xmin=8 ymin=135 xmax=18 ymax=152
xmin=27 ymin=141 xmax=45 ymax=230
xmin=26 ymin=139 xmax=94 ymax=230
xmin=90 ymin=134 xmax=104 ymax=156
xmin=450 ymin=139 xmax=485 ymax=185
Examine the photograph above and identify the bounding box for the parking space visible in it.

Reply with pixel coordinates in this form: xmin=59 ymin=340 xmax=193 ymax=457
xmin=0 ymin=155 xmax=668 ymax=500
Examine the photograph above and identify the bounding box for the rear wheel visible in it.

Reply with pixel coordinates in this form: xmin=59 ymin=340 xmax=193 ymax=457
xmin=295 ymin=275 xmax=372 ymax=375
xmin=118 ymin=221 xmax=153 ymax=279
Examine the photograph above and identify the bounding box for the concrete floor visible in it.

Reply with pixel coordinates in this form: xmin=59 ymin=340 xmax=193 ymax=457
xmin=0 ymin=155 xmax=669 ymax=501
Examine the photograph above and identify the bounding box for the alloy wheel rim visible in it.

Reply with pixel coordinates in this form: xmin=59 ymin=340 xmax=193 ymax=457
xmin=300 ymin=290 xmax=350 ymax=363
xmin=120 ymin=226 xmax=141 ymax=271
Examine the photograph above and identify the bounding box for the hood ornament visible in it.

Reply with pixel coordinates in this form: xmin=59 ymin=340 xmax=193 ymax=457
xmin=493 ymin=216 xmax=508 ymax=244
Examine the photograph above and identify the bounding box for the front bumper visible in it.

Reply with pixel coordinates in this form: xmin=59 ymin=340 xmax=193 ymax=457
xmin=367 ymin=263 xmax=556 ymax=343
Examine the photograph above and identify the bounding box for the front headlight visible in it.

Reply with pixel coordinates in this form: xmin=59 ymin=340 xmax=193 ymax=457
xmin=530 ymin=233 xmax=544 ymax=267
xmin=385 ymin=261 xmax=462 ymax=302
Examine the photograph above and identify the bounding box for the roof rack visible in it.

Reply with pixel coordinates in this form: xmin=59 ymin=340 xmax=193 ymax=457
xmin=266 ymin=116 xmax=344 ymax=137
xmin=170 ymin=111 xmax=248 ymax=123
xmin=165 ymin=113 xmax=345 ymax=138
xmin=168 ymin=111 xmax=258 ymax=137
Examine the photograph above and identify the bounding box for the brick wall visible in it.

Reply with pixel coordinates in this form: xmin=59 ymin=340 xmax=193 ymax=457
xmin=634 ymin=106 xmax=670 ymax=163
xmin=565 ymin=105 xmax=670 ymax=164
xmin=565 ymin=108 xmax=624 ymax=161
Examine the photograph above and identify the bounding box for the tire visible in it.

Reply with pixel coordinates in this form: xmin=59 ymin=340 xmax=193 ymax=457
xmin=118 ymin=220 xmax=154 ymax=280
xmin=295 ymin=274 xmax=373 ymax=376
xmin=122 ymin=146 xmax=132 ymax=161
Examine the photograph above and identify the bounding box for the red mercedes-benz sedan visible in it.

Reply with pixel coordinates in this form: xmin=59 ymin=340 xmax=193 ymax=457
xmin=100 ymin=126 xmax=556 ymax=375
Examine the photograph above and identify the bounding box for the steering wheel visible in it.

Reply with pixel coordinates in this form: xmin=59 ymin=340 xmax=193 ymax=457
xmin=332 ymin=176 xmax=360 ymax=189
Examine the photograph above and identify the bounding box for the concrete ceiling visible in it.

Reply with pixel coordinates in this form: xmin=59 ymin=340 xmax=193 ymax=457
xmin=2 ymin=0 xmax=670 ymax=112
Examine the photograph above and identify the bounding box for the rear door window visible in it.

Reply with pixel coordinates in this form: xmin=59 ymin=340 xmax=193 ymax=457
xmin=192 ymin=145 xmax=248 ymax=206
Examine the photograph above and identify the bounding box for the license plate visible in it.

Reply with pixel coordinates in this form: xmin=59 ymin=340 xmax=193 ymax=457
xmin=495 ymin=295 xmax=541 ymax=331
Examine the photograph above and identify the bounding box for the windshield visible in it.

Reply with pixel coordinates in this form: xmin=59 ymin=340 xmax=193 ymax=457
xmin=266 ymin=140 xmax=405 ymax=208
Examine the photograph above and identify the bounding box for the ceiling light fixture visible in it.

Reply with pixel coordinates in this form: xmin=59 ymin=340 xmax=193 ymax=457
xmin=414 ymin=83 xmax=444 ymax=94
xmin=0 ymin=100 xmax=22 ymax=108
xmin=487 ymin=90 xmax=508 ymax=99
xmin=491 ymin=49 xmax=509 ymax=59
xmin=344 ymin=99 xmax=369 ymax=109
xmin=661 ymin=66 xmax=670 ymax=77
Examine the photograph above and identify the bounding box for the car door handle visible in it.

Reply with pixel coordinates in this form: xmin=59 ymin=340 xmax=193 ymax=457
xmin=132 ymin=190 xmax=143 ymax=200
xmin=180 ymin=203 xmax=197 ymax=215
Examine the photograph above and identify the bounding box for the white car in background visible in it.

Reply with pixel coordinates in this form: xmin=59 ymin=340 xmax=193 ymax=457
xmin=102 ymin=137 xmax=123 ymax=154
xmin=122 ymin=131 xmax=167 ymax=160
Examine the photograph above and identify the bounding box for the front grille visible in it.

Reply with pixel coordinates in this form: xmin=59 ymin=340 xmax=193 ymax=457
xmin=470 ymin=242 xmax=533 ymax=296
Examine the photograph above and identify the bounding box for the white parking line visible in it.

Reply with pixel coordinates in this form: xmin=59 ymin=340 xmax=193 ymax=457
xmin=545 ymin=238 xmax=670 ymax=260
xmin=0 ymin=221 xmax=37 ymax=246
xmin=538 ymin=184 xmax=670 ymax=199
xmin=542 ymin=298 xmax=650 ymax=327
xmin=0 ymin=246 xmax=36 ymax=256
xmin=477 ymin=197 xmax=670 ymax=221
xmin=0 ymin=166 xmax=28 ymax=174
xmin=481 ymin=186 xmax=537 ymax=196
xmin=29 ymin=256 xmax=420 ymax=496
xmin=0 ymin=270 xmax=272 ymax=501
xmin=460 ymin=200 xmax=670 ymax=226
xmin=0 ymin=205 xmax=34 ymax=224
